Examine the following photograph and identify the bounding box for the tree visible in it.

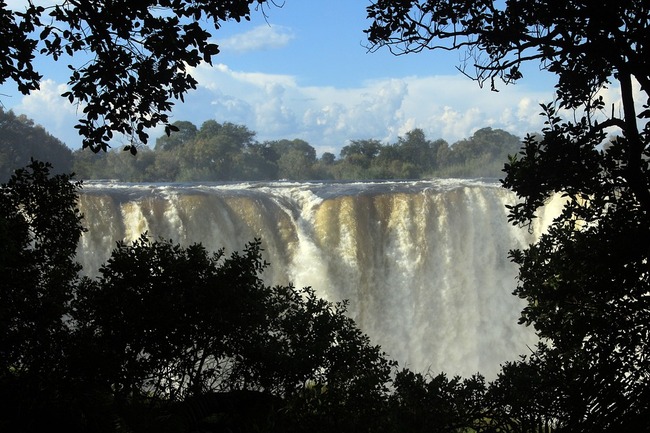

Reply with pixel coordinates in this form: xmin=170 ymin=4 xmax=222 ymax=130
xmin=320 ymin=152 xmax=336 ymax=165
xmin=443 ymin=127 xmax=522 ymax=177
xmin=487 ymin=351 xmax=568 ymax=432
xmin=0 ymin=161 xmax=395 ymax=432
xmin=0 ymin=109 xmax=73 ymax=181
xmin=268 ymin=139 xmax=317 ymax=180
xmin=451 ymin=127 xmax=520 ymax=163
xmin=0 ymin=1 xmax=277 ymax=152
xmin=341 ymin=139 xmax=382 ymax=161
xmin=72 ymin=235 xmax=394 ymax=431
xmin=311 ymin=152 xmax=337 ymax=179
xmin=237 ymin=142 xmax=279 ymax=180
xmin=73 ymin=236 xmax=273 ymax=402
xmin=0 ymin=161 xmax=85 ymax=431
xmin=154 ymin=120 xmax=198 ymax=151
xmin=383 ymin=370 xmax=490 ymax=433
xmin=367 ymin=1 xmax=650 ymax=430
xmin=183 ymin=121 xmax=257 ymax=180
xmin=371 ymin=144 xmax=403 ymax=179
xmin=396 ymin=128 xmax=433 ymax=170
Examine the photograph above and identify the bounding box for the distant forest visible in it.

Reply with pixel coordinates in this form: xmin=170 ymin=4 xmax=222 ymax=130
xmin=1 ymin=109 xmax=524 ymax=182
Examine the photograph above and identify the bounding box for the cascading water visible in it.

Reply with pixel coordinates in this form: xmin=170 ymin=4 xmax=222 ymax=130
xmin=77 ymin=179 xmax=563 ymax=379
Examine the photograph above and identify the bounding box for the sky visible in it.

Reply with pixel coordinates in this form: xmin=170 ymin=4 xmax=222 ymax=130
xmin=0 ymin=0 xmax=564 ymax=156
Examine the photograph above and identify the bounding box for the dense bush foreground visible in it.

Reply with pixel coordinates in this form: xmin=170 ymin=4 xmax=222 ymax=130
xmin=0 ymin=161 xmax=481 ymax=432
xmin=3 ymin=162 xmax=648 ymax=433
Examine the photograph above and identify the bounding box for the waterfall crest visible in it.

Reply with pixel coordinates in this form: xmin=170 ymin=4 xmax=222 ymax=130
xmin=77 ymin=179 xmax=561 ymax=378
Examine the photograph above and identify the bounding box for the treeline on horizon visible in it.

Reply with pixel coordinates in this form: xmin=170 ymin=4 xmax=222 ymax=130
xmin=1 ymin=108 xmax=523 ymax=182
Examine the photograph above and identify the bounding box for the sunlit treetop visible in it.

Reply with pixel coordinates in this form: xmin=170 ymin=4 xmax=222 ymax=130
xmin=0 ymin=0 xmax=279 ymax=153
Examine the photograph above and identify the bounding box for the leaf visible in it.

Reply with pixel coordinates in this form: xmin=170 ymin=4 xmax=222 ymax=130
xmin=638 ymin=109 xmax=650 ymax=119
xmin=39 ymin=26 xmax=51 ymax=40
xmin=203 ymin=43 xmax=220 ymax=64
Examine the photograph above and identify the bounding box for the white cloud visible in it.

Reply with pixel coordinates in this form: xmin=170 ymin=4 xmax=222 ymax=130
xmin=218 ymin=25 xmax=295 ymax=53
xmin=14 ymin=79 xmax=82 ymax=147
xmin=179 ymin=64 xmax=556 ymax=155
xmin=3 ymin=64 xmax=558 ymax=154
xmin=209 ymin=91 xmax=255 ymax=126
xmin=438 ymin=106 xmax=483 ymax=140
xmin=191 ymin=63 xmax=297 ymax=93
xmin=17 ymin=79 xmax=74 ymax=118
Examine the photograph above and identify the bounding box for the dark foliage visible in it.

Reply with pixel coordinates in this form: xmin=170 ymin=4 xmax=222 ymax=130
xmin=0 ymin=108 xmax=73 ymax=182
xmin=366 ymin=0 xmax=649 ymax=99
xmin=0 ymin=161 xmax=396 ymax=433
xmin=368 ymin=0 xmax=650 ymax=431
xmin=0 ymin=0 xmax=276 ymax=152
xmin=381 ymin=370 xmax=490 ymax=433
xmin=0 ymin=160 xmax=84 ymax=432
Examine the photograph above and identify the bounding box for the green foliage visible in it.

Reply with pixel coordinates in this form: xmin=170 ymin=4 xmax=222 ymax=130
xmin=341 ymin=139 xmax=382 ymax=166
xmin=269 ymin=139 xmax=317 ymax=180
xmin=501 ymin=81 xmax=650 ymax=433
xmin=0 ymin=105 xmax=519 ymax=182
xmin=0 ymin=160 xmax=83 ymax=373
xmin=487 ymin=351 xmax=567 ymax=432
xmin=72 ymin=233 xmax=395 ymax=407
xmin=366 ymin=0 xmax=648 ymax=99
xmin=0 ymin=109 xmax=73 ymax=181
xmin=75 ymin=236 xmax=263 ymax=401
xmin=0 ymin=1 xmax=277 ymax=151
xmin=70 ymin=121 xmax=520 ymax=181
xmin=155 ymin=120 xmax=198 ymax=151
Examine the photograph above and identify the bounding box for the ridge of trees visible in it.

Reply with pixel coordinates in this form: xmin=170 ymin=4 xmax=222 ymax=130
xmin=0 ymin=111 xmax=523 ymax=181
xmin=76 ymin=121 xmax=521 ymax=181
xmin=0 ymin=108 xmax=73 ymax=181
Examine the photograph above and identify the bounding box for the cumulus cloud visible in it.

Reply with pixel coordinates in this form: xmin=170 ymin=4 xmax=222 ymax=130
xmin=209 ymin=91 xmax=256 ymax=126
xmin=13 ymin=79 xmax=82 ymax=147
xmin=179 ymin=64 xmax=557 ymax=155
xmin=218 ymin=25 xmax=295 ymax=53
xmin=3 ymin=63 xmax=559 ymax=154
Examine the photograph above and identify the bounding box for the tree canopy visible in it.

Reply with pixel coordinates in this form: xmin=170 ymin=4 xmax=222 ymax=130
xmin=0 ymin=108 xmax=73 ymax=181
xmin=366 ymin=1 xmax=649 ymax=101
xmin=0 ymin=108 xmax=525 ymax=181
xmin=0 ymin=0 xmax=276 ymax=152
xmin=368 ymin=0 xmax=650 ymax=430
xmin=68 ymin=121 xmax=521 ymax=181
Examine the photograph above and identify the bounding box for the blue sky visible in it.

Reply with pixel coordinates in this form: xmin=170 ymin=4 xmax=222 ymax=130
xmin=1 ymin=1 xmax=569 ymax=155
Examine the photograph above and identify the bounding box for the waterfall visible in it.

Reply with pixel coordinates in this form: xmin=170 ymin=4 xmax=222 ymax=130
xmin=77 ymin=179 xmax=562 ymax=378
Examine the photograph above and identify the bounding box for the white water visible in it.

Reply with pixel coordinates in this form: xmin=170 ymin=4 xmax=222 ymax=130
xmin=77 ymin=179 xmax=563 ymax=378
